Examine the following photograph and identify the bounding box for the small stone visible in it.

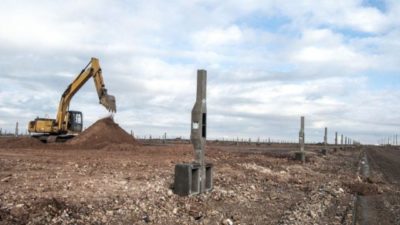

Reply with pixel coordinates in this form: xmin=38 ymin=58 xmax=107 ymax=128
xmin=10 ymin=205 xmax=27 ymax=218
xmin=1 ymin=176 xmax=11 ymax=182
xmin=143 ymin=214 xmax=151 ymax=223
xmin=222 ymin=218 xmax=233 ymax=225
xmin=309 ymin=210 xmax=317 ymax=218
xmin=106 ymin=210 xmax=114 ymax=216
xmin=167 ymin=189 xmax=173 ymax=196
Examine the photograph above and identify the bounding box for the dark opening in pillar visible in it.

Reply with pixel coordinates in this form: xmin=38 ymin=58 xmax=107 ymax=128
xmin=202 ymin=113 xmax=207 ymax=138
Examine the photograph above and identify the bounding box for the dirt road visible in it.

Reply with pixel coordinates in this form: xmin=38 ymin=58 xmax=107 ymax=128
xmin=355 ymin=147 xmax=400 ymax=225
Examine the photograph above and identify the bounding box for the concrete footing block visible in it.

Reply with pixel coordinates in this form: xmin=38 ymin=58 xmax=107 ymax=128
xmin=294 ymin=151 xmax=306 ymax=162
xmin=173 ymin=163 xmax=213 ymax=196
xmin=205 ymin=164 xmax=213 ymax=192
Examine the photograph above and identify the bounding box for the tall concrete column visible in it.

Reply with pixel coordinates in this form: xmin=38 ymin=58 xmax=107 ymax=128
xmin=299 ymin=116 xmax=305 ymax=152
xmin=341 ymin=134 xmax=344 ymax=145
xmin=335 ymin=132 xmax=338 ymax=145
xmin=345 ymin=137 xmax=348 ymax=146
xmin=295 ymin=116 xmax=306 ymax=162
xmin=191 ymin=69 xmax=207 ymax=193
xmin=324 ymin=127 xmax=328 ymax=145
xmin=15 ymin=122 xmax=19 ymax=137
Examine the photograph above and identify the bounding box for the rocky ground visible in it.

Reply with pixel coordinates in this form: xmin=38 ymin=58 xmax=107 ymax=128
xmin=1 ymin=119 xmax=390 ymax=224
xmin=0 ymin=138 xmax=366 ymax=225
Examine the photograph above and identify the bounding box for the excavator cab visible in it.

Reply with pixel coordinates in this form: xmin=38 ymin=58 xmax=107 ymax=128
xmin=67 ymin=111 xmax=83 ymax=133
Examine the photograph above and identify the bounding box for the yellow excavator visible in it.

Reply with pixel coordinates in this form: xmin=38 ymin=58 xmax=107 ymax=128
xmin=28 ymin=57 xmax=116 ymax=142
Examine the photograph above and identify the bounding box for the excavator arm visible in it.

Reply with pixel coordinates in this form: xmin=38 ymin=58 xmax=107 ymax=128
xmin=55 ymin=57 xmax=116 ymax=132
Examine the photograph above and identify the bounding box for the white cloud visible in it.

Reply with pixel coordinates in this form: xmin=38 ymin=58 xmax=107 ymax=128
xmin=0 ymin=0 xmax=399 ymax=143
xmin=192 ymin=25 xmax=243 ymax=47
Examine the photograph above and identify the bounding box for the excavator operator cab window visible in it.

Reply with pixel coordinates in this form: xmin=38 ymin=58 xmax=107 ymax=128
xmin=68 ymin=111 xmax=83 ymax=133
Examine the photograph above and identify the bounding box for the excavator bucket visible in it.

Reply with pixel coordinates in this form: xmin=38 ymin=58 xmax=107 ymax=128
xmin=101 ymin=94 xmax=117 ymax=113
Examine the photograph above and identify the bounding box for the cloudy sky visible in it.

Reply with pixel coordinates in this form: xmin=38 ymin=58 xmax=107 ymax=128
xmin=0 ymin=0 xmax=399 ymax=144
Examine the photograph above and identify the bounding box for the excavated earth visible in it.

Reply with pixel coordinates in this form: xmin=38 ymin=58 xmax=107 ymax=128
xmin=0 ymin=119 xmax=395 ymax=224
xmin=66 ymin=117 xmax=138 ymax=150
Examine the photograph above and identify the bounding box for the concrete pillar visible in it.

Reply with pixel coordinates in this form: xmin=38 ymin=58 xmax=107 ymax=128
xmin=296 ymin=116 xmax=306 ymax=162
xmin=345 ymin=137 xmax=348 ymax=146
xmin=341 ymin=134 xmax=344 ymax=145
xmin=335 ymin=132 xmax=338 ymax=145
xmin=299 ymin=116 xmax=305 ymax=152
xmin=15 ymin=122 xmax=19 ymax=137
xmin=191 ymin=69 xmax=207 ymax=193
xmin=324 ymin=127 xmax=328 ymax=145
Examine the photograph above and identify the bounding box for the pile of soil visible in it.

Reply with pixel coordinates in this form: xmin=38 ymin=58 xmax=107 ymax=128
xmin=67 ymin=117 xmax=137 ymax=149
xmin=0 ymin=136 xmax=44 ymax=149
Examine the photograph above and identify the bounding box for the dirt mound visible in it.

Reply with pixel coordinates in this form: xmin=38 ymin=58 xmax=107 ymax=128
xmin=67 ymin=117 xmax=137 ymax=149
xmin=0 ymin=136 xmax=44 ymax=149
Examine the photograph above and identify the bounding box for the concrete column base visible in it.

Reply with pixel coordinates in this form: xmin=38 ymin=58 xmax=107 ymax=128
xmin=294 ymin=151 xmax=306 ymax=162
xmin=173 ymin=163 xmax=213 ymax=196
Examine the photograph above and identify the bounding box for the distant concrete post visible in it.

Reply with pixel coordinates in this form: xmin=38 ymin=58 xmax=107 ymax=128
xmin=341 ymin=134 xmax=344 ymax=145
xmin=15 ymin=122 xmax=19 ymax=137
xmin=299 ymin=116 xmax=305 ymax=152
xmin=295 ymin=116 xmax=306 ymax=162
xmin=163 ymin=132 xmax=167 ymax=144
xmin=320 ymin=127 xmax=328 ymax=155
xmin=335 ymin=132 xmax=338 ymax=145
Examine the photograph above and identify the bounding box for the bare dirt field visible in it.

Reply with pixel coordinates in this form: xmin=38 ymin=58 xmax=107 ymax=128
xmin=0 ymin=119 xmax=393 ymax=225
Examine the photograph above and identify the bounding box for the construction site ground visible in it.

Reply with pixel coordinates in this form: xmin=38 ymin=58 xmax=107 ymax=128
xmin=354 ymin=147 xmax=400 ymax=225
xmin=0 ymin=119 xmax=397 ymax=224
